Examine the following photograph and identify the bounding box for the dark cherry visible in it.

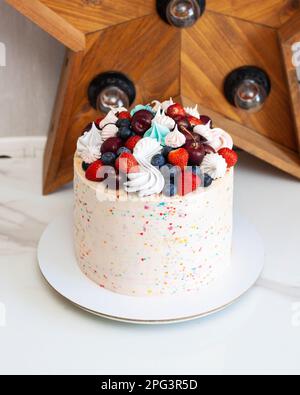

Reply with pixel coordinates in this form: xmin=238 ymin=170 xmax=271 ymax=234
xmin=192 ymin=132 xmax=204 ymax=143
xmin=203 ymin=144 xmax=216 ymax=154
xmin=199 ymin=135 xmax=208 ymax=143
xmin=200 ymin=115 xmax=212 ymax=126
xmin=180 ymin=128 xmax=193 ymax=143
xmin=183 ymin=140 xmax=205 ymax=166
xmin=181 ymin=128 xmax=201 ymax=144
xmin=131 ymin=110 xmax=154 ymax=135
xmin=173 ymin=116 xmax=191 ymax=131
xmin=101 ymin=137 xmax=123 ymax=154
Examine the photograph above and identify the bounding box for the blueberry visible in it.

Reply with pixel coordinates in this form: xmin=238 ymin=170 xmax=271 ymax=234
xmin=118 ymin=126 xmax=133 ymax=140
xmin=162 ymin=146 xmax=174 ymax=158
xmin=151 ymin=154 xmax=166 ymax=168
xmin=117 ymin=147 xmax=131 ymax=156
xmin=203 ymin=173 xmax=213 ymax=188
xmin=116 ymin=119 xmax=131 ymax=128
xmin=82 ymin=162 xmax=91 ymax=172
xmin=101 ymin=152 xmax=117 ymax=166
xmin=163 ymin=183 xmax=177 ymax=197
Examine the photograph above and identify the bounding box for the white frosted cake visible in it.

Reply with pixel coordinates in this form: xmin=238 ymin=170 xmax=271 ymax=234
xmin=74 ymin=99 xmax=238 ymax=297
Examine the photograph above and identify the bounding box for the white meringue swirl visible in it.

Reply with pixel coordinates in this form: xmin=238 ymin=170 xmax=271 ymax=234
xmin=211 ymin=128 xmax=234 ymax=151
xmin=99 ymin=110 xmax=119 ymax=140
xmin=152 ymin=98 xmax=174 ymax=112
xmin=99 ymin=110 xmax=118 ymax=129
xmin=152 ymin=107 xmax=175 ymax=130
xmin=200 ymin=153 xmax=227 ymax=180
xmin=81 ymin=146 xmax=101 ymax=164
xmin=101 ymin=123 xmax=119 ymax=140
xmin=124 ymin=138 xmax=165 ymax=197
xmin=193 ymin=121 xmax=212 ymax=141
xmin=109 ymin=106 xmax=128 ymax=115
xmin=77 ymin=123 xmax=102 ymax=164
xmin=194 ymin=124 xmax=233 ymax=152
xmin=165 ymin=125 xmax=186 ymax=148
xmin=185 ymin=104 xmax=200 ymax=119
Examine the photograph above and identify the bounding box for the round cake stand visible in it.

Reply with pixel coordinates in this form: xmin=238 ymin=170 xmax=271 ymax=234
xmin=38 ymin=212 xmax=264 ymax=325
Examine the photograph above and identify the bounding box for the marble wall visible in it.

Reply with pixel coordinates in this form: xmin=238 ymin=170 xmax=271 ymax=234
xmin=0 ymin=0 xmax=65 ymax=138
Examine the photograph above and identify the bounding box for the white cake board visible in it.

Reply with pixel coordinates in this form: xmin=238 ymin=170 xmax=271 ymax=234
xmin=38 ymin=213 xmax=264 ymax=325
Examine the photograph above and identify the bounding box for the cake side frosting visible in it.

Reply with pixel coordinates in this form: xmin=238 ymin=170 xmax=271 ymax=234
xmin=74 ymin=156 xmax=234 ymax=297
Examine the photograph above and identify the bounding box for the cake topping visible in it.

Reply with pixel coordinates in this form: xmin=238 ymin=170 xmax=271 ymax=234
xmin=200 ymin=153 xmax=227 ymax=180
xmin=166 ymin=103 xmax=186 ymax=119
xmin=118 ymin=111 xmax=132 ymax=120
xmin=116 ymin=152 xmax=140 ymax=174
xmin=218 ymin=148 xmax=238 ymax=168
xmin=77 ymin=123 xmax=102 ymax=164
xmin=101 ymin=152 xmax=117 ymax=166
xmin=101 ymin=137 xmax=123 ymax=155
xmin=187 ymin=116 xmax=203 ymax=127
xmin=85 ymin=160 xmax=106 ymax=182
xmin=152 ymin=98 xmax=174 ymax=112
xmin=78 ymin=98 xmax=238 ymax=197
xmin=134 ymin=137 xmax=163 ymax=161
xmin=124 ymin=138 xmax=165 ymax=197
xmin=203 ymin=173 xmax=213 ymax=188
xmin=101 ymin=123 xmax=119 ymax=141
xmin=185 ymin=104 xmax=200 ymax=119
xmin=194 ymin=123 xmax=233 ymax=152
xmin=118 ymin=125 xmax=133 ymax=140
xmin=151 ymin=154 xmax=166 ymax=168
xmin=193 ymin=121 xmax=212 ymax=140
xmin=131 ymin=110 xmax=154 ymax=135
xmin=144 ymin=121 xmax=170 ymax=146
xmin=99 ymin=110 xmax=118 ymax=128
xmin=183 ymin=140 xmax=205 ymax=166
xmin=125 ymin=135 xmax=142 ymax=151
xmin=168 ymin=148 xmax=189 ymax=169
xmin=131 ymin=104 xmax=154 ymax=117
xmin=165 ymin=125 xmax=186 ymax=148
xmin=152 ymin=107 xmax=176 ymax=130
xmin=110 ymin=106 xmax=128 ymax=115
xmin=98 ymin=110 xmax=119 ymax=140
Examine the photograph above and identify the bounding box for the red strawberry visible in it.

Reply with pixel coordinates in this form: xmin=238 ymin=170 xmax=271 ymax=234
xmin=187 ymin=116 xmax=202 ymax=127
xmin=116 ymin=153 xmax=139 ymax=174
xmin=166 ymin=103 xmax=186 ymax=119
xmin=218 ymin=148 xmax=238 ymax=168
xmin=118 ymin=111 xmax=131 ymax=120
xmin=85 ymin=160 xmax=106 ymax=182
xmin=168 ymin=148 xmax=189 ymax=170
xmin=125 ymin=135 xmax=142 ymax=151
xmin=178 ymin=172 xmax=201 ymax=196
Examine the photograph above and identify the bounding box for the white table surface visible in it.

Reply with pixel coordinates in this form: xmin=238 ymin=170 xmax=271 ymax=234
xmin=0 ymin=145 xmax=300 ymax=375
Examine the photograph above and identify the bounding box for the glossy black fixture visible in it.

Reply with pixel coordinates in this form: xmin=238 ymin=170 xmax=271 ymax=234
xmin=157 ymin=0 xmax=206 ymax=28
xmin=88 ymin=72 xmax=136 ymax=113
xmin=224 ymin=66 xmax=271 ymax=113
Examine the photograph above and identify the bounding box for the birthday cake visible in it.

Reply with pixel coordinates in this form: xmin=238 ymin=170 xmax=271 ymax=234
xmin=74 ymin=99 xmax=237 ymax=297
